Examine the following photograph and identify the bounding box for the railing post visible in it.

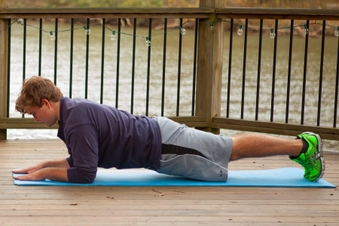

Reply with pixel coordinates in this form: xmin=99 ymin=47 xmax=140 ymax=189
xmin=195 ymin=0 xmax=225 ymax=134
xmin=0 ymin=0 xmax=9 ymax=140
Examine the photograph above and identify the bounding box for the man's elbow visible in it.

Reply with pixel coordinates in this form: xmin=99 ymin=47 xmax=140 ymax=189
xmin=78 ymin=173 xmax=96 ymax=183
xmin=68 ymin=169 xmax=97 ymax=183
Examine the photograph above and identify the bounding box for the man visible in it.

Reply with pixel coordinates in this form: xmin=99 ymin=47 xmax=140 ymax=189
xmin=13 ymin=76 xmax=325 ymax=183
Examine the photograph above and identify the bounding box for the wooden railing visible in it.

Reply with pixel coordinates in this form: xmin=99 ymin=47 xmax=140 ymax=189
xmin=1 ymin=5 xmax=339 ymax=141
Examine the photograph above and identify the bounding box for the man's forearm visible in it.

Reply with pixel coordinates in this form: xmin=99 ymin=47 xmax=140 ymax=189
xmin=40 ymin=159 xmax=70 ymax=181
xmin=42 ymin=159 xmax=70 ymax=169
xmin=40 ymin=167 xmax=69 ymax=182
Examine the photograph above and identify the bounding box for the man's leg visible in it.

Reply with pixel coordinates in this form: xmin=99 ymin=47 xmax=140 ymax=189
xmin=155 ymin=117 xmax=232 ymax=181
xmin=230 ymin=132 xmax=325 ymax=182
xmin=230 ymin=133 xmax=302 ymax=161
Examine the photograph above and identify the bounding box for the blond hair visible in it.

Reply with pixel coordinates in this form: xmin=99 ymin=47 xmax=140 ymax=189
xmin=15 ymin=76 xmax=63 ymax=113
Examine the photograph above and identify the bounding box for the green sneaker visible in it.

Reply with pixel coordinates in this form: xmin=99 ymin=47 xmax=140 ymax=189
xmin=290 ymin=132 xmax=325 ymax=182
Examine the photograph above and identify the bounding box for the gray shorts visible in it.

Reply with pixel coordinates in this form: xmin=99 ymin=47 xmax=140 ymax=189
xmin=154 ymin=117 xmax=233 ymax=182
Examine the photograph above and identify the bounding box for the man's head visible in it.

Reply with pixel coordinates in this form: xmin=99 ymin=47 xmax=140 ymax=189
xmin=16 ymin=76 xmax=63 ymax=127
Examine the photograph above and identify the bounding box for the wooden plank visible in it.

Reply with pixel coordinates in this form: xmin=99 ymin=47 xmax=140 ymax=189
xmin=0 ymin=118 xmax=59 ymax=129
xmin=2 ymin=7 xmax=339 ymax=20
xmin=0 ymin=216 xmax=338 ymax=225
xmin=1 ymin=198 xmax=338 ymax=205
xmin=0 ymin=0 xmax=9 ymax=140
xmin=216 ymin=8 xmax=339 ymax=20
xmin=212 ymin=117 xmax=339 ymax=140
xmin=169 ymin=116 xmax=210 ymax=128
xmin=0 ymin=8 xmax=214 ymax=19
xmin=195 ymin=0 xmax=226 ymax=134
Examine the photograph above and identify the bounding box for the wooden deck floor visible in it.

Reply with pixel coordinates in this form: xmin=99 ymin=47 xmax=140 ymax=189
xmin=0 ymin=139 xmax=338 ymax=226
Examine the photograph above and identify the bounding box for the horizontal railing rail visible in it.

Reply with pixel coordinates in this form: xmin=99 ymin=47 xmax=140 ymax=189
xmin=0 ymin=8 xmax=214 ymax=19
xmin=1 ymin=8 xmax=339 ymax=19
xmin=216 ymin=8 xmax=339 ymax=20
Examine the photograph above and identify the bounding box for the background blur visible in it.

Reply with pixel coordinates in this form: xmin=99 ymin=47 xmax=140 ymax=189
xmin=5 ymin=0 xmax=339 ymax=9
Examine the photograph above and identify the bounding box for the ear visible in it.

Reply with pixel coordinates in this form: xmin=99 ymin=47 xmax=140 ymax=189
xmin=41 ymin=99 xmax=51 ymax=108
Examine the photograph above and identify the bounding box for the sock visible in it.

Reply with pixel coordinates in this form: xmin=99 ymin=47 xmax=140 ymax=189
xmin=300 ymin=138 xmax=308 ymax=154
xmin=290 ymin=137 xmax=308 ymax=159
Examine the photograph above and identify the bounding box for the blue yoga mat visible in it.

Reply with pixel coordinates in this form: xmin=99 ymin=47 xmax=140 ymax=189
xmin=13 ymin=167 xmax=336 ymax=188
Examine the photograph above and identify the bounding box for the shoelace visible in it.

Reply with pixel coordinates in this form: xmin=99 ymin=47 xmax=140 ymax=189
xmin=312 ymin=152 xmax=322 ymax=162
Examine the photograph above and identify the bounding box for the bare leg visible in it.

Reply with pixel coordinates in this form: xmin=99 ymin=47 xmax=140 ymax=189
xmin=230 ymin=133 xmax=302 ymax=161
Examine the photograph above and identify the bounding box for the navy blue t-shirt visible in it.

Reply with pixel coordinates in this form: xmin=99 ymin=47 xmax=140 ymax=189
xmin=57 ymin=97 xmax=162 ymax=183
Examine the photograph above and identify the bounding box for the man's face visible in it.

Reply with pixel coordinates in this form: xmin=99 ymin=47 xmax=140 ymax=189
xmin=25 ymin=99 xmax=57 ymax=128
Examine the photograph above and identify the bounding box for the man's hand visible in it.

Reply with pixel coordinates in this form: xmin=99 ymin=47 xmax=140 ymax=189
xmin=12 ymin=163 xmax=45 ymax=175
xmin=13 ymin=170 xmax=46 ymax=181
xmin=13 ymin=167 xmax=68 ymax=182
xmin=13 ymin=159 xmax=70 ymax=182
